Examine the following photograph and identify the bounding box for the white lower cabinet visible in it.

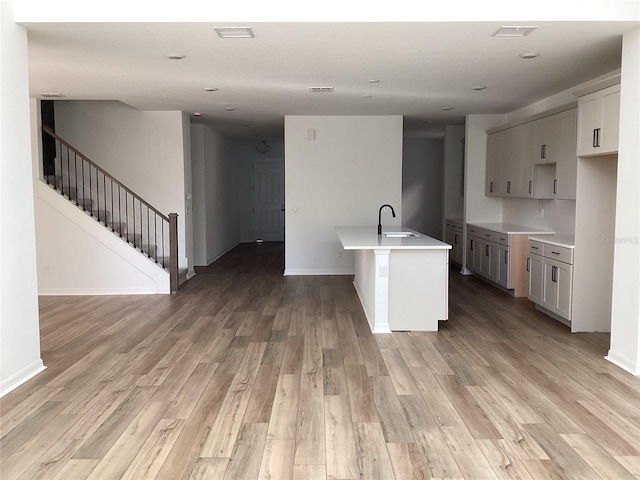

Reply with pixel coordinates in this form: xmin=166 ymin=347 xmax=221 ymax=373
xmin=445 ymin=220 xmax=463 ymax=266
xmin=528 ymin=239 xmax=574 ymax=323
xmin=527 ymin=253 xmax=543 ymax=304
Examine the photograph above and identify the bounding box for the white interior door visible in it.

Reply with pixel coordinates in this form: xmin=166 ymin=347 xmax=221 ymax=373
xmin=253 ymin=156 xmax=285 ymax=242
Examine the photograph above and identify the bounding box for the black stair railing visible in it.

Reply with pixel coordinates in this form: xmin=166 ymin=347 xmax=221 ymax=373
xmin=42 ymin=124 xmax=179 ymax=293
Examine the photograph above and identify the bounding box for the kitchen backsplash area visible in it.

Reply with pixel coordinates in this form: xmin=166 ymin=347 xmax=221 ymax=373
xmin=502 ymin=197 xmax=576 ymax=234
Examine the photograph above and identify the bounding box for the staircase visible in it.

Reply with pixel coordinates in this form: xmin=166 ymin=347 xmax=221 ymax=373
xmin=41 ymin=125 xmax=181 ymax=293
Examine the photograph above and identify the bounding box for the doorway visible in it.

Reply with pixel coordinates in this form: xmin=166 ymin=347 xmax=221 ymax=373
xmin=252 ymin=156 xmax=285 ymax=242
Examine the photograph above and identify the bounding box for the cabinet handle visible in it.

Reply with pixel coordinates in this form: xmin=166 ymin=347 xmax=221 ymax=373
xmin=527 ymin=257 xmax=531 ymax=272
xmin=485 ymin=245 xmax=490 ymax=256
xmin=551 ymin=251 xmax=560 ymax=255
xmin=541 ymin=144 xmax=546 ymax=159
xmin=552 ymin=265 xmax=558 ymax=282
xmin=485 ymin=234 xmax=491 ymax=237
xmin=593 ymin=128 xmax=601 ymax=148
xmin=504 ymin=251 xmax=508 ymax=264
xmin=470 ymin=239 xmax=475 ymax=251
xmin=529 ymin=180 xmax=533 ymax=194
xmin=454 ymin=234 xmax=459 ymax=245
xmin=498 ymin=237 xmax=506 ymax=241
xmin=531 ymin=245 xmax=539 ymax=250
xmin=507 ymin=181 xmax=511 ymax=194
xmin=553 ymin=179 xmax=557 ymax=195
xmin=489 ymin=181 xmax=494 ymax=193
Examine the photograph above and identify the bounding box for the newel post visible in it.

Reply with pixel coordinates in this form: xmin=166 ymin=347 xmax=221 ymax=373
xmin=169 ymin=213 xmax=179 ymax=294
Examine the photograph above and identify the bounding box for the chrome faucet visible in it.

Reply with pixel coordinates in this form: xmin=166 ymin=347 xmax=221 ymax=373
xmin=377 ymin=204 xmax=396 ymax=235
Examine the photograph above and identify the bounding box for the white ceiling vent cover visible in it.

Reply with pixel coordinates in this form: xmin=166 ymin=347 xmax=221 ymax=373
xmin=309 ymin=87 xmax=334 ymax=93
xmin=493 ymin=26 xmax=538 ymax=37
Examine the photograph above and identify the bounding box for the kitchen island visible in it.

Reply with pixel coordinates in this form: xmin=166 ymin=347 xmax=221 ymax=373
xmin=336 ymin=226 xmax=451 ymax=333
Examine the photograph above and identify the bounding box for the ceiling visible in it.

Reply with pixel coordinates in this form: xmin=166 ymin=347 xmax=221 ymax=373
xmin=25 ymin=21 xmax=639 ymax=141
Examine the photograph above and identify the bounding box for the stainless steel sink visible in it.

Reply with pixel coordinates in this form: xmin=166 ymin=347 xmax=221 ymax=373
xmin=384 ymin=231 xmax=418 ymax=238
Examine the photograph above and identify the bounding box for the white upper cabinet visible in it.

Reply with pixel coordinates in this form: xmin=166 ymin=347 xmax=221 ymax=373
xmin=577 ymin=84 xmax=620 ymax=157
xmin=487 ymin=106 xmax=578 ymax=200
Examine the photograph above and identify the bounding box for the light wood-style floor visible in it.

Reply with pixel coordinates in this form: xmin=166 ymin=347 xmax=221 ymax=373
xmin=1 ymin=242 xmax=639 ymax=480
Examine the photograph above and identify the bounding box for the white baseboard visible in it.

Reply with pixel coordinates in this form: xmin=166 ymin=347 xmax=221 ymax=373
xmin=39 ymin=287 xmax=159 ymax=295
xmin=284 ymin=268 xmax=354 ymax=276
xmin=1 ymin=360 xmax=46 ymax=398
xmin=605 ymin=351 xmax=640 ymax=376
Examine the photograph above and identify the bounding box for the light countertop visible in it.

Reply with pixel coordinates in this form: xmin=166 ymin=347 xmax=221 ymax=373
xmin=336 ymin=226 xmax=451 ymax=250
xmin=467 ymin=222 xmax=555 ymax=235
xmin=528 ymin=234 xmax=575 ymax=249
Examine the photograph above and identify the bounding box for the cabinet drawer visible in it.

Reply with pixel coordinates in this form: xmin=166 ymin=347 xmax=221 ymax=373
xmin=493 ymin=233 xmax=509 ymax=246
xmin=543 ymin=244 xmax=574 ymax=264
xmin=529 ymin=240 xmax=543 ymax=255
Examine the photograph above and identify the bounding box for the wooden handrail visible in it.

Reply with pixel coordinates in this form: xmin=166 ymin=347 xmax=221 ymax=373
xmin=42 ymin=124 xmax=169 ymax=223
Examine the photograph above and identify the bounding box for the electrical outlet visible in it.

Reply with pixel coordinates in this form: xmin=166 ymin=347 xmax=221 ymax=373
xmin=44 ymin=265 xmax=51 ymax=274
xmin=338 ymin=250 xmax=343 ymax=257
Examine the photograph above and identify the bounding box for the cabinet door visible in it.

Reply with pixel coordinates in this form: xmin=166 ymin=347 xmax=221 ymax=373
xmin=496 ymin=244 xmax=509 ymax=288
xmin=509 ymin=125 xmax=527 ymax=197
xmin=577 ymin=84 xmax=620 ymax=157
xmin=528 ymin=254 xmax=543 ymax=304
xmin=466 ymin=236 xmax=477 ymax=271
xmin=453 ymin=232 xmax=462 ymax=265
xmin=486 ymin=134 xmax=497 ymax=196
xmin=535 ymin=115 xmax=558 ymax=164
xmin=577 ymin=93 xmax=600 ymax=156
xmin=599 ymin=87 xmax=620 ymax=155
xmin=541 ymin=260 xmax=559 ymax=313
xmin=555 ymin=109 xmax=577 ymax=200
xmin=555 ymin=262 xmax=573 ymax=320
xmin=523 ymin=122 xmax=536 ymax=197
xmin=480 ymin=240 xmax=493 ymax=278
xmin=495 ymin=130 xmax=511 ymax=196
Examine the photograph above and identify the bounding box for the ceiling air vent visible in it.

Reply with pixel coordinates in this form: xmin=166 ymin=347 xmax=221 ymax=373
xmin=309 ymin=87 xmax=334 ymax=93
xmin=38 ymin=93 xmax=66 ymax=98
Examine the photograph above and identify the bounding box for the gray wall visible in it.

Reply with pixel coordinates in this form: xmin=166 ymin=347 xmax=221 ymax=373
xmin=402 ymin=138 xmax=444 ymax=239
xmin=191 ymin=124 xmax=240 ymax=265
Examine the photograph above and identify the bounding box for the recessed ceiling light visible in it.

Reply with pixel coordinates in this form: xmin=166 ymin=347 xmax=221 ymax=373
xmin=224 ymin=107 xmax=237 ymax=112
xmin=493 ymin=26 xmax=538 ymax=37
xmin=473 ymin=86 xmax=487 ymax=91
xmin=204 ymin=87 xmax=218 ymax=92
xmin=193 ymin=112 xmax=203 ymax=117
xmin=368 ymin=79 xmax=380 ymax=84
xmin=242 ymin=123 xmax=251 ymax=127
xmin=442 ymin=106 xmax=454 ymax=111
xmin=361 ymin=94 xmax=372 ymax=98
xmin=421 ymin=120 xmax=432 ymax=124
xmin=519 ymin=52 xmax=540 ymax=59
xmin=167 ymin=54 xmax=186 ymax=60
xmin=38 ymin=93 xmax=65 ymax=98
xmin=214 ymin=27 xmax=254 ymax=38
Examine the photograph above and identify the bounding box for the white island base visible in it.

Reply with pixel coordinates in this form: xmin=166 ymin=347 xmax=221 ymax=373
xmin=336 ymin=227 xmax=450 ymax=333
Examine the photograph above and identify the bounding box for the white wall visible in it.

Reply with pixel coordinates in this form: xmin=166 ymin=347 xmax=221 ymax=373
xmin=34 ymin=181 xmax=170 ymax=294
xmin=443 ymin=124 xmax=465 ymax=223
xmin=191 ymin=124 xmax=240 ymax=265
xmin=53 ymin=101 xmax=191 ymax=272
xmin=182 ymin=113 xmax=194 ymax=278
xmin=402 ymin=138 xmax=444 ymax=239
xmin=237 ymin=141 xmax=285 ymax=243
xmin=0 ymin=0 xmax=45 ymax=396
xmin=608 ymin=27 xmax=640 ymax=375
xmin=463 ymin=114 xmax=505 ymax=224
xmin=284 ymin=115 xmax=403 ymax=275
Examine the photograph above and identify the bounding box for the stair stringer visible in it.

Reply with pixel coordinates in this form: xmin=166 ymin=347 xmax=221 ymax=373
xmin=35 ymin=181 xmax=170 ymax=294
